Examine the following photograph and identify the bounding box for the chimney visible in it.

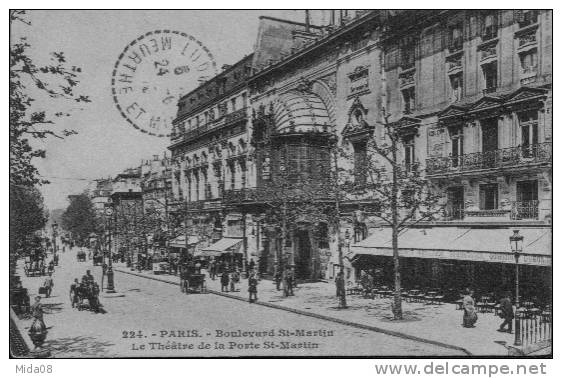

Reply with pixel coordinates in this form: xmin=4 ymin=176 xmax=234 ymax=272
xmin=222 ymin=64 xmax=232 ymax=71
xmin=305 ymin=10 xmax=310 ymax=33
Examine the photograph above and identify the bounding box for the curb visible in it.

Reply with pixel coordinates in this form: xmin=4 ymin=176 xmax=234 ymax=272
xmin=114 ymin=268 xmax=472 ymax=356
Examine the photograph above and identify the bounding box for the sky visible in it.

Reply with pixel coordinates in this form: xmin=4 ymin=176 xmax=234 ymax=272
xmin=11 ymin=10 xmax=322 ymax=211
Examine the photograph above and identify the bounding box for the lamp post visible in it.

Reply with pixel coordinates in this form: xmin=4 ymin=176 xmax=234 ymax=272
xmin=509 ymin=229 xmax=523 ymax=346
xmin=51 ymin=222 xmax=58 ymax=265
xmin=104 ymin=205 xmax=116 ymax=293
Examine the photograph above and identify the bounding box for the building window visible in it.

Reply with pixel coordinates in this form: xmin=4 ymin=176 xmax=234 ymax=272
xmin=354 ymin=223 xmax=368 ymax=243
xmin=231 ymin=98 xmax=237 ymax=112
xmin=515 ymin=180 xmax=539 ymax=219
xmin=240 ymin=160 xmax=247 ymax=189
xmin=449 ymin=24 xmax=464 ymax=52
xmin=518 ymin=10 xmax=539 ymax=28
xmin=479 ymin=183 xmax=498 ymax=210
xmin=316 ymin=223 xmax=329 ymax=249
xmin=400 ymin=43 xmax=415 ymax=70
xmin=450 ymin=127 xmax=464 ymax=167
xmin=227 ymin=219 xmax=243 ymax=237
xmin=183 ymin=174 xmax=190 ymax=201
xmin=449 ymin=73 xmax=463 ymax=103
xmin=482 ymin=13 xmax=498 ymax=40
xmin=519 ymin=110 xmax=539 ymax=157
xmin=229 ymin=162 xmax=236 ymax=190
xmin=446 ymin=186 xmax=464 ymax=219
xmin=520 ymin=49 xmax=538 ymax=76
xmin=241 ymin=93 xmax=247 ymax=108
xmin=482 ymin=62 xmax=497 ymax=93
xmin=402 ymin=87 xmax=415 ymax=114
xmin=353 ymin=141 xmax=367 ymax=185
xmin=403 ymin=135 xmax=415 ymax=171
xmin=194 ymin=173 xmax=200 ymax=201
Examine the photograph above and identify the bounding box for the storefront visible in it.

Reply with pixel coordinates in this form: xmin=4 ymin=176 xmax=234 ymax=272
xmin=168 ymin=235 xmax=200 ymax=261
xmin=200 ymin=237 xmax=244 ymax=271
xmin=350 ymin=226 xmax=552 ymax=305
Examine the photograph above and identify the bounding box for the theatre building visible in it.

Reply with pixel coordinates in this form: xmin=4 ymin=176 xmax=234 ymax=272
xmin=349 ymin=10 xmax=552 ymax=304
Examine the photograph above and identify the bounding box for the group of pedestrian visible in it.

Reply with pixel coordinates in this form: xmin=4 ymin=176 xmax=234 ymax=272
xmin=460 ymin=288 xmax=514 ymax=333
xmin=220 ymin=269 xmax=241 ymax=292
xmin=273 ymin=267 xmax=296 ymax=297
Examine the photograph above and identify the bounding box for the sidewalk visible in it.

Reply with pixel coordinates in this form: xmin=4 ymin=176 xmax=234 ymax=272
xmin=113 ymin=265 xmax=519 ymax=356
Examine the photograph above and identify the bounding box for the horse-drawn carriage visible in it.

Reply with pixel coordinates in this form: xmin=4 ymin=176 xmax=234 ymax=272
xmin=76 ymin=249 xmax=87 ymax=262
xmin=92 ymin=253 xmax=103 ymax=266
xmin=74 ymin=281 xmax=101 ymax=312
xmin=180 ymin=264 xmax=207 ymax=294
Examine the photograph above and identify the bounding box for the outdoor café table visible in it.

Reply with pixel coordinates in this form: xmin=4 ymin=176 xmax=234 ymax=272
xmin=424 ymin=291 xmax=438 ymax=304
xmin=409 ymin=289 xmax=422 ymax=302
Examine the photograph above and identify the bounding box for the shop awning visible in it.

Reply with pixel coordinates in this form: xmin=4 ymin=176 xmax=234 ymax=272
xmin=200 ymin=237 xmax=243 ymax=255
xmin=351 ymin=227 xmax=551 ymax=267
xmin=169 ymin=235 xmax=200 ymax=248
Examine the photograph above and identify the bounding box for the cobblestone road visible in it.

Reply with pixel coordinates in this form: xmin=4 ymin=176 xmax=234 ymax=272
xmin=17 ymin=248 xmax=457 ymax=357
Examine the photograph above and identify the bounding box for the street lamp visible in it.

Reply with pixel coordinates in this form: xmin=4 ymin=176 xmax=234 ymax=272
xmin=104 ymin=205 xmax=116 ymax=293
xmin=509 ymin=229 xmax=524 ymax=346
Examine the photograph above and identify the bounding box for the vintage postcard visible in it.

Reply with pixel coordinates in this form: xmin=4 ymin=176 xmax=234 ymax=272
xmin=9 ymin=9 xmax=552 ymax=359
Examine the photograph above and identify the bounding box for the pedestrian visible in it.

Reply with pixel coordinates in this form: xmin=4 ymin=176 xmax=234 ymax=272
xmin=248 ymin=258 xmax=256 ymax=272
xmin=274 ymin=270 xmax=282 ymax=291
xmin=42 ymin=273 xmax=54 ymax=298
xmin=82 ymin=269 xmax=95 ymax=285
xmin=230 ymin=269 xmax=240 ymax=292
xmin=70 ymin=278 xmax=79 ymax=308
xmin=209 ymin=259 xmax=216 ymax=280
xmin=498 ymin=292 xmax=514 ymax=333
xmin=287 ymin=268 xmax=294 ymax=296
xmin=462 ymin=289 xmax=477 ymax=328
xmin=195 ymin=259 xmax=202 ymax=274
xmin=180 ymin=265 xmax=188 ymax=293
xmin=221 ymin=270 xmax=230 ymax=292
xmin=335 ymin=271 xmax=346 ymax=298
xmin=248 ymin=274 xmax=258 ymax=303
xmin=29 ymin=296 xmax=47 ymax=340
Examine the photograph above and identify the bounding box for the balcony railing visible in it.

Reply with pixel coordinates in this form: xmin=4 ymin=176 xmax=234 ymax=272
xmin=223 ymin=188 xmax=259 ymax=204
xmin=444 ymin=206 xmax=465 ymax=220
xmin=512 ymin=200 xmax=539 ymax=220
xmin=426 ymin=143 xmax=552 ymax=176
xmin=172 ymin=107 xmax=247 ymax=144
xmin=441 ymin=201 xmax=540 ymax=221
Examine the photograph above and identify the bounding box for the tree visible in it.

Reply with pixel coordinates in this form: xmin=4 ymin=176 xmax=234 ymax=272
xmin=61 ymin=194 xmax=100 ymax=245
xmin=252 ymin=151 xmax=336 ymax=295
xmin=10 ymin=10 xmax=90 ymax=187
xmin=9 ymin=185 xmax=48 ymax=256
xmin=342 ymin=110 xmax=444 ymax=320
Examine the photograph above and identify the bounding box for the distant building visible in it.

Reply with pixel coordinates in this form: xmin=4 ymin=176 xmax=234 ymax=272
xmin=110 ymin=168 xmax=143 ymax=260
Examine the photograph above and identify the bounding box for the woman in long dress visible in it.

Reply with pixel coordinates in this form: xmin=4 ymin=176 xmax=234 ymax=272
xmin=462 ymin=289 xmax=478 ymax=328
xmin=29 ymin=296 xmax=48 ymax=347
